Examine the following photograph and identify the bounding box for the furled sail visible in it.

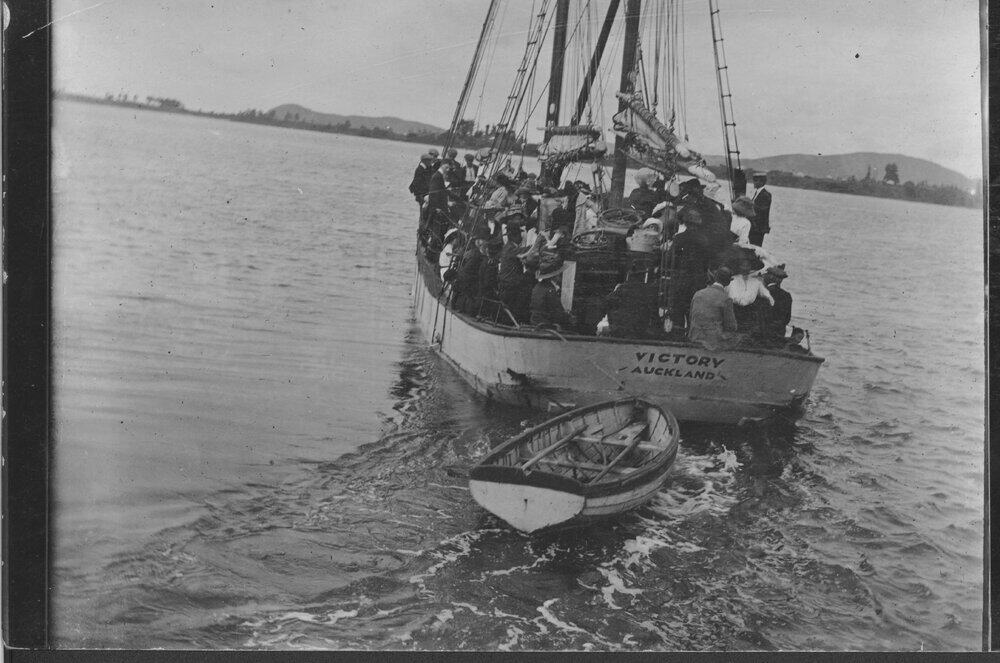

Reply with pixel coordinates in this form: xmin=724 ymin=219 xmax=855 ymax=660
xmin=612 ymin=92 xmax=716 ymax=182
xmin=537 ymin=125 xmax=608 ymax=169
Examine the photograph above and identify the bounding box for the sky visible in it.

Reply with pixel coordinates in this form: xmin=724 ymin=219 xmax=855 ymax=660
xmin=51 ymin=0 xmax=984 ymax=178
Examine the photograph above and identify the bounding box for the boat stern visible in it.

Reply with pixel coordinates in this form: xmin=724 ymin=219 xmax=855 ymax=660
xmin=469 ymin=470 xmax=586 ymax=533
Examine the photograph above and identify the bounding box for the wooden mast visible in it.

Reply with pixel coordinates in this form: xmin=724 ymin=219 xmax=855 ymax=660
xmin=543 ymin=0 xmax=571 ymax=141
xmin=608 ymin=0 xmax=642 ymax=208
xmin=570 ymin=0 xmax=621 ymax=125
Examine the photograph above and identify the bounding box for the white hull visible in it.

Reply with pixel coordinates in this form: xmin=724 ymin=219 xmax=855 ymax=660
xmin=468 ymin=398 xmax=680 ymax=532
xmin=469 ymin=470 xmax=670 ymax=532
xmin=413 ymin=254 xmax=822 ymax=424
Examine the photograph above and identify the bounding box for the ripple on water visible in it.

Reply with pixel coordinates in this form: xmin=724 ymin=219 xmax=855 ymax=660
xmin=51 ymin=101 xmax=983 ymax=651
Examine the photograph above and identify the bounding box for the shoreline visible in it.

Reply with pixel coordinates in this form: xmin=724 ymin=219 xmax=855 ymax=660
xmin=57 ymin=93 xmax=981 ymax=210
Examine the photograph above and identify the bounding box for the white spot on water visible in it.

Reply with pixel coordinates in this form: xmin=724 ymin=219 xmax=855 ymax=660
xmin=498 ymin=625 xmax=524 ymax=651
xmin=596 ymin=567 xmax=643 ymax=610
xmin=536 ymin=598 xmax=589 ymax=634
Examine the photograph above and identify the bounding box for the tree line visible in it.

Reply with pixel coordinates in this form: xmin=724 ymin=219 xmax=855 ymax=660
xmin=707 ymin=163 xmax=981 ymax=209
xmin=59 ymin=92 xmax=979 ymax=209
xmin=226 ymin=108 xmax=538 ymax=156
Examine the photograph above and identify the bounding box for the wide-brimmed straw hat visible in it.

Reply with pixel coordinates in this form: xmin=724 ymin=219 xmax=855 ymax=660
xmin=536 ymin=253 xmax=567 ymax=281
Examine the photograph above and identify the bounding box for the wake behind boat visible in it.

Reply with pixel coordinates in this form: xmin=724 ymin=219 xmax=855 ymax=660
xmin=408 ymin=0 xmax=823 ymax=424
xmin=469 ymin=398 xmax=679 ymax=532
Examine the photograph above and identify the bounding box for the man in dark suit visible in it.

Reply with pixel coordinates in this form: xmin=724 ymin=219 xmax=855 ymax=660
xmin=749 ymin=172 xmax=772 ymax=246
xmin=409 ymin=153 xmax=433 ymax=208
xmin=442 ymin=147 xmax=462 ymax=175
xmin=530 ymin=255 xmax=574 ymax=328
xmin=667 ymin=207 xmax=711 ymax=332
xmin=762 ymin=264 xmax=792 ymax=342
xmin=425 ymin=162 xmax=456 ymax=250
xmin=463 ymin=153 xmax=478 ymax=181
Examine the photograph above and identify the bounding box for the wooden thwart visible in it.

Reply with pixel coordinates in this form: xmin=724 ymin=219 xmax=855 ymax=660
xmin=577 ymin=436 xmax=660 ymax=453
xmin=518 ymin=419 xmax=653 ymax=482
xmin=587 ymin=422 xmax=648 ymax=483
xmin=520 ymin=424 xmax=587 ymax=471
xmin=469 ymin=399 xmax=680 ymax=532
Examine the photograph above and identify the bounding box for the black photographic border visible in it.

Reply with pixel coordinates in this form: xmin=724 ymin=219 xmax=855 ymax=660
xmin=4 ymin=0 xmax=52 ymax=649
xmin=0 ymin=0 xmax=995 ymax=659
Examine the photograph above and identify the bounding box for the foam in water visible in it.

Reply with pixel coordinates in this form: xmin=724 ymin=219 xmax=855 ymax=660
xmin=536 ymin=599 xmax=589 ymax=635
xmin=51 ymin=101 xmax=985 ymax=651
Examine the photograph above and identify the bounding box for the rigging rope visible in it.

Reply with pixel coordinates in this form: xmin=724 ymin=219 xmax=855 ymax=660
xmin=651 ymin=0 xmax=662 ymax=113
xmin=444 ymin=0 xmax=502 ymax=154
xmin=680 ymin=0 xmax=688 ymax=140
xmin=471 ymin=0 xmax=509 ymax=134
xmin=509 ymin=0 xmax=596 ymax=164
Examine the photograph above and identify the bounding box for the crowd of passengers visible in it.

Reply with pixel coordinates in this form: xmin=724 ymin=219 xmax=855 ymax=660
xmin=409 ymin=148 xmax=806 ymax=352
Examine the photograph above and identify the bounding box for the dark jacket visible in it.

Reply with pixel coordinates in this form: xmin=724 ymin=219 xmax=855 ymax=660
xmin=764 ymin=284 xmax=791 ymax=337
xmin=550 ymin=205 xmax=575 ymax=232
xmin=520 ymin=196 xmax=539 ymax=223
xmin=452 ymin=248 xmax=482 ymax=313
xmin=530 ymin=280 xmax=572 ymax=327
xmin=443 ymin=158 xmax=462 ymax=178
xmin=717 ymin=244 xmax=763 ymax=275
xmin=605 ymin=280 xmax=661 ymax=338
xmin=477 ymin=254 xmax=500 ymax=300
xmin=500 ymin=269 xmax=536 ymax=324
xmin=671 ymin=227 xmax=711 ymax=277
xmin=497 ymin=241 xmax=524 ymax=288
xmin=627 ymin=185 xmax=659 ymax=219
xmin=751 ymin=187 xmax=772 ymax=233
xmin=427 ymin=170 xmax=451 ymax=212
xmin=687 ymin=198 xmax=732 ymax=261
xmin=409 ymin=162 xmax=431 ymax=200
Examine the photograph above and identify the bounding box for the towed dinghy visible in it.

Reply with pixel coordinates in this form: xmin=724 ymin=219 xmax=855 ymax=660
xmin=469 ymin=398 xmax=679 ymax=532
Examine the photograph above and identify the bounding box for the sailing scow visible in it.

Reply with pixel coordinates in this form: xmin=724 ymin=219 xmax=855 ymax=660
xmin=408 ymin=0 xmax=823 ymax=425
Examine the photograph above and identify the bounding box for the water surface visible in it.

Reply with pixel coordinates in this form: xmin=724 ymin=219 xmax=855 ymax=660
xmin=52 ymin=100 xmax=984 ymax=650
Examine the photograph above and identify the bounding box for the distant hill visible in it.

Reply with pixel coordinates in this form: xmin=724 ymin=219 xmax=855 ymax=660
xmin=705 ymin=152 xmax=975 ymax=190
xmin=268 ymin=104 xmax=444 ymax=136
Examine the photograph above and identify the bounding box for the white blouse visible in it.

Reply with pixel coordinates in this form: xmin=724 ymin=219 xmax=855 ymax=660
xmin=726 ymin=274 xmax=774 ymax=306
xmin=730 ymin=215 xmax=752 ymax=245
